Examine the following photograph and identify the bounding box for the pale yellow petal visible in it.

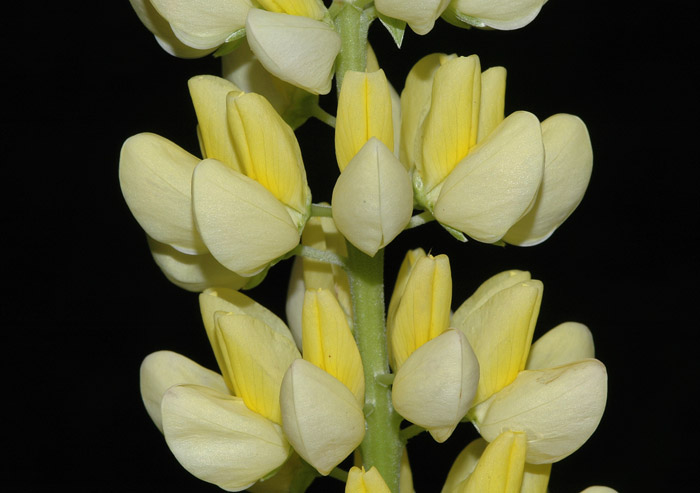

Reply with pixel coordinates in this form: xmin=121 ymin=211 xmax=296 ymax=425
xmin=246 ymin=9 xmax=340 ymax=95
xmin=526 ymin=322 xmax=595 ymax=370
xmin=346 ymin=466 xmax=392 ymax=493
xmin=192 ymin=159 xmax=300 ymax=277
xmin=449 ymin=0 xmax=546 ymax=31
xmin=459 ymin=431 xmax=526 ymax=493
xmin=456 ymin=279 xmax=543 ymax=405
xmin=302 ymin=289 xmax=365 ymax=405
xmin=521 ymin=463 xmax=552 ymax=493
xmin=375 ymin=0 xmax=451 ymax=35
xmin=476 ymin=66 xmax=506 ymax=142
xmin=140 ymin=351 xmax=229 ymax=433
xmin=227 ymin=91 xmax=309 ymax=214
xmin=441 ymin=438 xmax=487 ymax=493
xmin=119 ymin=133 xmax=206 ymax=254
xmin=216 ymin=313 xmax=301 ymax=424
xmin=399 ymin=53 xmax=444 ymax=168
xmin=280 ymin=359 xmax=365 ymax=475
xmin=150 ymin=0 xmax=251 ymax=50
xmin=472 ymin=360 xmax=608 ymax=464
xmin=147 ymin=236 xmax=246 ymax=292
xmin=388 ymin=254 xmax=451 ymax=370
xmin=452 ymin=270 xmax=531 ymax=328
xmin=128 ymin=0 xmax=214 ymax=57
xmin=188 ymin=75 xmax=242 ymax=171
xmin=335 ymin=70 xmax=395 ymax=172
xmin=420 ymin=55 xmax=481 ymax=192
xmin=387 ymin=248 xmax=427 ymax=325
xmin=434 ymin=111 xmax=544 ymax=243
xmin=580 ymin=487 xmax=619 ymax=493
xmin=392 ymin=330 xmax=479 ymax=442
xmin=331 ymin=138 xmax=413 ymax=257
xmin=161 ymin=385 xmax=290 ymax=491
xmin=504 ymin=114 xmax=593 ymax=246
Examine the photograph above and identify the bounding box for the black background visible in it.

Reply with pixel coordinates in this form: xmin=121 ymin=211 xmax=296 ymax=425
xmin=3 ymin=2 xmax=696 ymax=491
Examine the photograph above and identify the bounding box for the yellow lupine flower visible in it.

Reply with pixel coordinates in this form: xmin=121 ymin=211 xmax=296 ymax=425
xmin=255 ymin=0 xmax=326 ymax=20
xmin=335 ymin=70 xmax=395 ymax=172
xmin=375 ymin=0 xmax=451 ymax=35
xmin=346 ymin=466 xmax=392 ymax=493
xmin=386 ymin=247 xmax=427 ymax=324
xmin=302 ymin=288 xmax=365 ymax=405
xmin=443 ymin=0 xmax=547 ymax=31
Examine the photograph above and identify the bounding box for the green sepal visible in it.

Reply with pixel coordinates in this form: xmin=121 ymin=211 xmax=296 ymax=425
xmin=376 ymin=11 xmax=406 ymax=49
xmin=213 ymin=28 xmax=246 ymax=57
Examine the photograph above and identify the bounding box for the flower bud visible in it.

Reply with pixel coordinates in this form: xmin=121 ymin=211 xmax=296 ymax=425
xmin=246 ymin=9 xmax=340 ymax=95
xmin=456 ymin=431 xmax=527 ymax=493
xmin=161 ymin=384 xmax=290 ymax=491
xmin=332 ymin=138 xmax=413 ymax=256
xmin=471 ymin=359 xmax=608 ymax=464
xmin=392 ymin=329 xmax=479 ymax=442
xmin=280 ymin=359 xmax=365 ymax=475
xmin=346 ymin=466 xmax=391 ymax=493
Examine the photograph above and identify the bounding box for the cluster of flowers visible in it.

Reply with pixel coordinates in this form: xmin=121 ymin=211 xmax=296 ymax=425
xmin=120 ymin=0 xmax=612 ymax=491
xmin=140 ymin=236 xmax=608 ymax=491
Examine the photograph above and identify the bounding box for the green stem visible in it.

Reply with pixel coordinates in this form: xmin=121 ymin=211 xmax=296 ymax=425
xmin=399 ymin=423 xmax=425 ymax=442
xmin=310 ymin=104 xmax=336 ymax=128
xmin=334 ymin=1 xmax=371 ymax=90
xmin=346 ymin=244 xmax=403 ymax=493
xmin=328 ymin=467 xmax=349 ymax=483
xmin=293 ymin=245 xmax=347 ymax=268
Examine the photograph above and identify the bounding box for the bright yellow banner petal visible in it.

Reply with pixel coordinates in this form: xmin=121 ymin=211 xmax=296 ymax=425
xmin=216 ymin=313 xmax=301 ymax=424
xmin=387 ymin=248 xmax=427 ymax=325
xmin=256 ymin=0 xmax=326 ymax=20
xmin=302 ymin=288 xmax=365 ymax=405
xmin=388 ymin=254 xmax=452 ymax=370
xmin=192 ymin=158 xmax=301 ymax=277
xmin=227 ymin=91 xmax=309 ymax=214
xmin=459 ymin=431 xmax=526 ymax=493
xmin=346 ymin=466 xmax=392 ymax=493
xmin=457 ymin=280 xmax=543 ymax=405
xmin=188 ymin=75 xmax=242 ymax=170
xmin=119 ymin=132 xmax=206 ymax=255
xmin=421 ymin=55 xmax=481 ymax=192
xmin=441 ymin=438 xmax=487 ymax=493
xmin=335 ymin=70 xmax=395 ymax=172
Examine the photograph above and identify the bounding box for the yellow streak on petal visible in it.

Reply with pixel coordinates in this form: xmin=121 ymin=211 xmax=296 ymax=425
xmin=216 ymin=313 xmax=301 ymax=424
xmin=460 ymin=431 xmax=526 ymax=493
xmin=302 ymin=289 xmax=365 ymax=405
xmin=335 ymin=70 xmax=394 ymax=172
xmin=421 ymin=55 xmax=481 ymax=192
xmin=256 ymin=0 xmax=326 ymax=20
xmin=227 ymin=92 xmax=308 ymax=213
xmin=388 ymin=254 xmax=452 ymax=370
xmin=477 ymin=66 xmax=506 ymax=143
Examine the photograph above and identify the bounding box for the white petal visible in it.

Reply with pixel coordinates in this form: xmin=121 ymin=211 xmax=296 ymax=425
xmin=150 ymin=0 xmax=251 ymax=50
xmin=434 ymin=111 xmax=544 ymax=243
xmin=504 ymin=114 xmax=593 ymax=246
xmin=280 ymin=359 xmax=365 ymax=475
xmin=192 ymin=159 xmax=300 ymax=277
xmin=140 ymin=351 xmax=228 ymax=433
xmin=246 ymin=9 xmax=340 ymax=95
xmin=392 ymin=329 xmax=479 ymax=442
xmin=147 ymin=236 xmax=247 ymax=292
xmin=375 ymin=0 xmax=451 ymax=35
xmin=119 ymin=133 xmax=207 ymax=254
xmin=331 ymin=138 xmax=413 ymax=256
xmin=526 ymin=322 xmax=595 ymax=370
xmin=472 ymin=359 xmax=608 ymax=464
xmin=451 ymin=0 xmax=546 ymax=30
xmin=162 ymin=385 xmax=290 ymax=491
